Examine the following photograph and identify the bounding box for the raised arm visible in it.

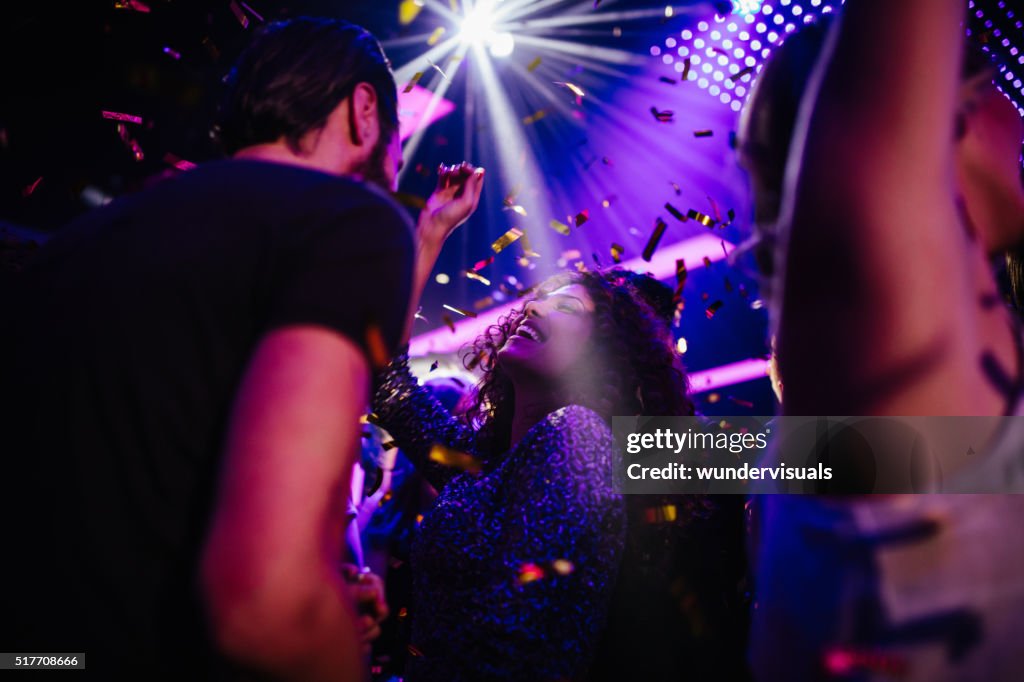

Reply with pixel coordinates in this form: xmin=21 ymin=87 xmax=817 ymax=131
xmin=372 ymin=352 xmax=479 ymax=491
xmin=775 ymin=0 xmax=1006 ymax=415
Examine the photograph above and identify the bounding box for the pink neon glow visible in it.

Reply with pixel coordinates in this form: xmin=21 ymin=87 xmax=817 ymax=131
xmin=688 ymin=357 xmax=769 ymax=392
xmin=397 ymin=85 xmax=456 ymax=141
xmin=409 ymin=233 xmax=736 ymax=356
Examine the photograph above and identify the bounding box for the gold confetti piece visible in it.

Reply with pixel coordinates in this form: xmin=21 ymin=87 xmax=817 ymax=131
xmin=682 ymin=57 xmax=692 ymax=81
xmin=364 ymin=412 xmax=380 ymax=425
xmin=429 ymin=443 xmax=482 ymax=474
xmin=574 ymin=209 xmax=589 ymax=226
xmin=442 ymin=314 xmax=456 ymax=333
xmin=665 ymin=202 xmax=687 ymax=222
xmin=429 ymin=360 xmax=439 ymax=372
xmin=643 ymin=504 xmax=678 ymax=524
xmin=399 ymin=0 xmax=423 ymax=24
xmin=687 ymin=208 xmax=715 ymax=228
xmin=549 ymin=219 xmax=570 ymax=236
xmin=466 ymin=350 xmax=485 ymax=370
xmin=611 ymin=243 xmax=624 ymax=264
xmin=575 ymin=261 xmax=588 ymax=273
xmin=503 ymin=204 xmax=527 ymax=216
xmin=398 ymin=607 xmax=408 ymax=619
xmin=473 ymin=296 xmax=494 ymax=310
xmin=403 ymin=71 xmax=423 ymax=93
xmin=382 ymin=440 xmax=398 ymax=451
xmin=555 ymin=81 xmax=585 ymax=98
xmin=427 ymin=26 xmax=446 ymax=46
xmin=102 ymin=111 xmax=142 ymax=125
xmin=642 ymin=218 xmax=668 ymax=262
xmin=365 ymin=323 xmax=389 ymax=370
xmin=708 ymin=393 xmax=720 ymax=403
xmin=705 ymin=300 xmax=723 ymax=319
xmin=435 ymin=273 xmax=450 ymax=285
xmin=381 ymin=490 xmax=393 ymax=505
xmin=523 ymin=109 xmax=548 ymax=125
xmin=518 ymin=563 xmax=545 ymax=584
xmin=392 ymin=192 xmax=426 ymax=210
xmin=650 ymin=107 xmax=674 ymax=122
xmin=449 ymin=0 xmax=459 ymax=11
xmin=443 ymin=303 xmax=477 ymax=318
xmin=465 ymin=271 xmax=491 ymax=286
xmin=676 ymin=337 xmax=688 ymax=354
xmin=229 ymin=0 xmax=249 ymax=28
xmin=527 ymin=56 xmax=543 ymax=72
xmin=491 ymin=227 xmax=524 ymax=253
xmin=728 ymin=64 xmax=757 ymax=83
xmin=552 ymin=559 xmax=574 ymax=575
xmin=693 ymin=129 xmax=713 ymax=138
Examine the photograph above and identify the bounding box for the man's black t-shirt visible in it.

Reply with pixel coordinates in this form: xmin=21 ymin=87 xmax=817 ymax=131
xmin=0 ymin=160 xmax=414 ymax=675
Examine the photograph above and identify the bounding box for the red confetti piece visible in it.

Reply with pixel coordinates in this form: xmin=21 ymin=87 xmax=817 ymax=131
xmin=705 ymin=300 xmax=723 ymax=319
xmin=574 ymin=209 xmax=589 ymax=226
xmin=518 ymin=563 xmax=545 ymax=584
xmin=472 ymin=256 xmax=495 ymax=272
xmin=22 ymin=176 xmax=42 ymax=198
xmin=114 ymin=0 xmax=150 ymax=11
xmin=728 ymin=395 xmax=754 ymax=408
xmin=163 ymin=153 xmax=196 ymax=171
xmin=650 ymin=107 xmax=674 ymax=123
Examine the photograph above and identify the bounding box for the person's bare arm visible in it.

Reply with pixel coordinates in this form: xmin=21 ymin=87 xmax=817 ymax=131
xmin=200 ymin=326 xmax=371 ymax=682
xmin=776 ymin=0 xmax=1001 ymax=415
xmin=401 ymin=163 xmax=485 ymax=345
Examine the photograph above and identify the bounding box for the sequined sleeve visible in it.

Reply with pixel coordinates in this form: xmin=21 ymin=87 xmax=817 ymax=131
xmin=372 ymin=351 xmax=479 ymax=491
xmin=410 ymin=405 xmax=627 ymax=681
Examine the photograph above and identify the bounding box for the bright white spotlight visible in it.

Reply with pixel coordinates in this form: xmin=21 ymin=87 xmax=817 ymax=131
xmin=460 ymin=4 xmax=496 ymax=45
xmin=488 ymin=32 xmax=515 ymax=58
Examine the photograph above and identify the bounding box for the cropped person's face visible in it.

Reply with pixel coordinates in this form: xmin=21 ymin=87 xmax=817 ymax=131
xmin=498 ymin=283 xmax=596 ymax=382
xmin=956 ymin=77 xmax=1024 ymax=252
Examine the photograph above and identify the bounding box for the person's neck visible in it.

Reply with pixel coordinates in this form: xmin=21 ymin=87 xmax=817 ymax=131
xmin=509 ymin=386 xmax=562 ymax=450
xmin=234 ymin=142 xmax=343 ymax=176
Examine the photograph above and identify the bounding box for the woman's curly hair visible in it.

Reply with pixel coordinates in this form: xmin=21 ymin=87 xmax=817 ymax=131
xmin=460 ymin=268 xmax=694 ymax=457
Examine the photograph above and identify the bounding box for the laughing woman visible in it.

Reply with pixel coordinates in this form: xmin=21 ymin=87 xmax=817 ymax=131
xmin=372 ymin=165 xmax=694 ymax=680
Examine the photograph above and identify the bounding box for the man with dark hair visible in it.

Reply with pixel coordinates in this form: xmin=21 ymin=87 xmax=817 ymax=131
xmin=0 ymin=16 xmax=483 ymax=681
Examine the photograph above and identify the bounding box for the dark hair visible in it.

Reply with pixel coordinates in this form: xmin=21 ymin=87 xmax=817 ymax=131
xmin=460 ymin=269 xmax=694 ymax=457
xmin=737 ymin=15 xmax=996 ymax=280
xmin=214 ymin=17 xmax=399 ymax=155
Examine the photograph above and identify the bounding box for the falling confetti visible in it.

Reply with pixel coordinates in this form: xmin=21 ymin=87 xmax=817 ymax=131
xmin=429 ymin=361 xmax=439 ymax=372
xmin=610 ymin=243 xmax=624 ymax=264
xmin=682 ymin=57 xmax=692 ymax=81
xmin=518 ymin=563 xmax=545 ymax=584
xmin=728 ymin=395 xmax=754 ymax=408
xmin=472 ymin=256 xmax=495 ymax=271
xmin=643 ymin=504 xmax=678 ymax=524
xmin=659 ymin=76 xmax=677 ymax=85
xmin=162 ymin=46 xmax=181 ymax=60
xmin=427 ymin=27 xmax=446 ymax=46
xmin=687 ymin=209 xmax=715 ymax=228
xmin=642 ymin=217 xmax=668 ymax=262
xmin=574 ymin=209 xmax=589 ymax=227
xmin=429 ymin=443 xmax=482 ymax=474
xmin=527 ymin=56 xmax=543 ymax=72
xmin=728 ymin=64 xmax=757 ymax=83
xmin=442 ymin=314 xmax=456 ymax=333
xmin=102 ymin=111 xmax=142 ymax=125
xmin=523 ymin=109 xmax=548 ymax=125
xmin=403 ymin=72 xmax=424 ymax=93
xmin=705 ymin=300 xmax=723 ymax=319
xmin=115 ymin=123 xmax=144 ymax=161
xmin=229 ymin=0 xmax=249 ymax=28
xmin=427 ymin=58 xmax=448 ymax=80
xmin=650 ymin=107 xmax=674 ymax=123
xmin=392 ymin=192 xmax=426 ymax=210
xmin=492 ymin=227 xmax=524 ymax=254
xmin=665 ymin=203 xmax=687 ymax=223
xmin=693 ymin=129 xmax=713 ymax=138
xmin=549 ymin=219 xmax=570 ymax=236
xmin=465 ymin=271 xmax=491 ymax=286
xmin=443 ymin=303 xmax=477 ymax=318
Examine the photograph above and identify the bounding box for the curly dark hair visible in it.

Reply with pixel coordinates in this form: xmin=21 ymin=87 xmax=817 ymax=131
xmin=460 ymin=268 xmax=694 ymax=456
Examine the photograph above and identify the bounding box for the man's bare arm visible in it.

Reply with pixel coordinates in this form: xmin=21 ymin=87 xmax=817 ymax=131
xmin=200 ymin=326 xmax=370 ymax=682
